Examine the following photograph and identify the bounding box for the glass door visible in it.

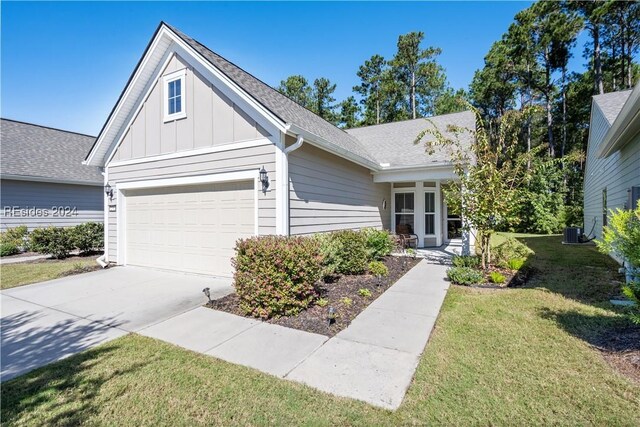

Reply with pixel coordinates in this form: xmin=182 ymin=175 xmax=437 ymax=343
xmin=394 ymin=192 xmax=415 ymax=235
xmin=446 ymin=203 xmax=462 ymax=240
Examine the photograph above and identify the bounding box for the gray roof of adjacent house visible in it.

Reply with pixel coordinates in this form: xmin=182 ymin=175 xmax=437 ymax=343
xmin=346 ymin=111 xmax=476 ymax=168
xmin=593 ymin=89 xmax=632 ymax=125
xmin=1 ymin=119 xmax=102 ymax=185
xmin=166 ymin=24 xmax=378 ymax=165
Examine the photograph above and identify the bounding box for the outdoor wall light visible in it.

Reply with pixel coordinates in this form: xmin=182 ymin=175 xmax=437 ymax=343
xmin=327 ymin=306 xmax=336 ymax=325
xmin=202 ymin=287 xmax=212 ymax=304
xmin=105 ymin=184 xmax=114 ymax=202
xmin=259 ymin=166 xmax=269 ymax=193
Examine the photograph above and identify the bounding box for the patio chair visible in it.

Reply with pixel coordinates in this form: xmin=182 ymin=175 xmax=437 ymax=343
xmin=395 ymin=224 xmax=418 ymax=251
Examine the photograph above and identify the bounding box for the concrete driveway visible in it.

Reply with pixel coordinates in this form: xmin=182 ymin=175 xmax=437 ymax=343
xmin=1 ymin=266 xmax=232 ymax=381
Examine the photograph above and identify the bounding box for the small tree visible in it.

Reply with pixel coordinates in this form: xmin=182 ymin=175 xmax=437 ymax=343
xmin=416 ymin=107 xmax=540 ymax=269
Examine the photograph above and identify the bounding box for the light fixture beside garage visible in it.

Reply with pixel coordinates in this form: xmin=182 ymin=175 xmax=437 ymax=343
xmin=105 ymin=184 xmax=114 ymax=202
xmin=259 ymin=166 xmax=270 ymax=193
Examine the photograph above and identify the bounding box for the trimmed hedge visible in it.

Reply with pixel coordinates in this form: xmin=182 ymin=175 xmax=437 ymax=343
xmin=72 ymin=222 xmax=104 ymax=253
xmin=0 ymin=242 xmax=19 ymax=257
xmin=233 ymin=235 xmax=323 ymax=319
xmin=30 ymin=227 xmax=75 ymax=259
xmin=1 ymin=225 xmax=29 ymax=251
xmin=316 ymin=230 xmax=368 ymax=276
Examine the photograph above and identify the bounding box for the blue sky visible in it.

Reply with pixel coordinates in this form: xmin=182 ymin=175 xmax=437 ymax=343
xmin=3 ymin=1 xmax=589 ymax=136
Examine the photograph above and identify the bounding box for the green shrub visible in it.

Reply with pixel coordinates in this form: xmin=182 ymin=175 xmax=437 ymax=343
xmin=340 ymin=297 xmax=353 ymax=306
xmin=30 ymin=227 xmax=76 ymax=259
xmin=446 ymin=266 xmax=484 ymax=286
xmin=506 ymin=258 xmax=526 ymax=271
xmin=493 ymin=237 xmax=533 ymax=266
xmin=232 ymin=235 xmax=322 ymax=319
xmin=1 ymin=225 xmax=29 ymax=250
xmin=72 ymin=222 xmax=104 ymax=253
xmin=368 ymin=260 xmax=389 ymax=277
xmin=596 ymin=207 xmax=640 ymax=267
xmin=358 ymin=288 xmax=372 ymax=298
xmin=0 ymin=242 xmax=19 ymax=257
xmin=489 ymin=271 xmax=506 ymax=284
xmin=363 ymin=228 xmax=394 ymax=260
xmin=452 ymin=255 xmax=481 ymax=268
xmin=316 ymin=298 xmax=329 ymax=308
xmin=315 ymin=230 xmax=368 ymax=276
xmin=621 ymin=281 xmax=640 ymax=325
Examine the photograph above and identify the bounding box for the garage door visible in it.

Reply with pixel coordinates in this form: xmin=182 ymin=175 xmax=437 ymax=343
xmin=125 ymin=181 xmax=254 ymax=276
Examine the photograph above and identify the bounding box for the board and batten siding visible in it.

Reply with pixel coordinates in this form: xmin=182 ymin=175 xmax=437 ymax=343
xmin=111 ymin=54 xmax=270 ymax=163
xmin=288 ymin=142 xmax=391 ymax=235
xmin=584 ymin=104 xmax=640 ymax=240
xmin=106 ymin=143 xmax=276 ymax=262
xmin=1 ymin=179 xmax=103 ymax=231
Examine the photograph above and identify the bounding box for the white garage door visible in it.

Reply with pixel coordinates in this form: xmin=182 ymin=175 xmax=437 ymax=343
xmin=125 ymin=181 xmax=254 ymax=276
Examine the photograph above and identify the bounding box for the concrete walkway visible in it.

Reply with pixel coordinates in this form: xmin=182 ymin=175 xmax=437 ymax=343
xmin=143 ymin=256 xmax=450 ymax=410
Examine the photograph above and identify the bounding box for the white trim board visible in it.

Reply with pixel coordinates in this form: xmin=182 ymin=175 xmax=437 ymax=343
xmin=108 ymin=138 xmax=273 ymax=168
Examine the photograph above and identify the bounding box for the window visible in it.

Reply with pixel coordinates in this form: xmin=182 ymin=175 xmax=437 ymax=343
xmin=395 ymin=192 xmax=415 ymax=234
xmin=163 ymin=69 xmax=186 ymax=122
xmin=425 ymin=192 xmax=435 ymax=235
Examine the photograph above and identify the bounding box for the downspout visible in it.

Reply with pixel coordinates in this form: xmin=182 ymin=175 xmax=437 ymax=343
xmin=281 ymin=135 xmax=304 ymax=235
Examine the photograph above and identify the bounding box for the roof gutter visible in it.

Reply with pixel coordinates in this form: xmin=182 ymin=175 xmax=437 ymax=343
xmin=597 ymin=80 xmax=640 ymax=158
xmin=0 ymin=174 xmax=103 ymax=187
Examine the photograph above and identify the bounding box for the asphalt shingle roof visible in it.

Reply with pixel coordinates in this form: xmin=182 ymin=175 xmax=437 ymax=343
xmin=1 ymin=119 xmax=102 ymax=184
xmin=593 ymin=89 xmax=632 ymax=125
xmin=345 ymin=111 xmax=476 ymax=168
xmin=167 ymin=24 xmax=377 ymax=165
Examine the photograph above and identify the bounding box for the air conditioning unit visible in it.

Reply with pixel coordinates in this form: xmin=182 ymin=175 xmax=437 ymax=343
xmin=563 ymin=227 xmax=581 ymax=244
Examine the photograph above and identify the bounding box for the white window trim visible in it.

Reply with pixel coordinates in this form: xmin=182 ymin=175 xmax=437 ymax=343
xmin=163 ymin=68 xmax=187 ymax=122
xmin=114 ymin=169 xmax=260 ymax=266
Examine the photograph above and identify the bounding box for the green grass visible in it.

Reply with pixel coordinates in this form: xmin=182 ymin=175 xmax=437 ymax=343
xmin=2 ymin=234 xmax=639 ymax=425
xmin=0 ymin=257 xmax=98 ymax=290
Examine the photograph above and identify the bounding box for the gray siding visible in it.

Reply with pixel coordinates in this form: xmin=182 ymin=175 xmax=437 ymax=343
xmin=112 ymin=54 xmax=269 ymax=162
xmin=584 ymin=105 xmax=640 ymax=239
xmin=1 ymin=179 xmax=103 ymax=230
xmin=288 ymin=143 xmax=391 ymax=235
xmin=106 ymin=143 xmax=276 ymax=262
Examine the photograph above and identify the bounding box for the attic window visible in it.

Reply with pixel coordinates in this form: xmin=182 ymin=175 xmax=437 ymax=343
xmin=163 ymin=69 xmax=186 ymax=122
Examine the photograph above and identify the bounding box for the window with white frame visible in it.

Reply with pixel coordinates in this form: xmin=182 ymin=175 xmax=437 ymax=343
xmin=394 ymin=192 xmax=415 ymax=234
xmin=163 ymin=69 xmax=186 ymax=122
xmin=425 ymin=191 xmax=435 ymax=235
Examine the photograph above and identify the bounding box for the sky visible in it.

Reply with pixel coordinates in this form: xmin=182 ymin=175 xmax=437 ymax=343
xmin=2 ymin=1 xmax=590 ymax=136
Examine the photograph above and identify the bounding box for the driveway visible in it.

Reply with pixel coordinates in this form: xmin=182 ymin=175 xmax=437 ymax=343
xmin=1 ymin=266 xmax=232 ymax=381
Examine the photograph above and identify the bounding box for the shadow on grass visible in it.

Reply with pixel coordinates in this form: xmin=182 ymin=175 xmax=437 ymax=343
xmin=1 ymin=342 xmax=149 ymax=426
xmin=512 ymin=235 xmax=623 ymax=305
xmin=539 ymin=307 xmax=640 ymax=353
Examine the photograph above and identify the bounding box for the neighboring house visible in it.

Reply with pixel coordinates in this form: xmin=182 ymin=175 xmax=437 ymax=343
xmin=1 ymin=119 xmax=104 ymax=231
xmin=584 ymin=80 xmax=640 ymax=241
xmin=84 ymin=22 xmax=474 ymax=277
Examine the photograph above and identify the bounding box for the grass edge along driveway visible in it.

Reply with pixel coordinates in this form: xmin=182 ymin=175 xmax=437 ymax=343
xmin=1 ymin=234 xmax=639 ymax=425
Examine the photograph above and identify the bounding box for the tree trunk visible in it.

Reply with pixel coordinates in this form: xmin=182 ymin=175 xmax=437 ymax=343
xmin=561 ymin=65 xmax=567 ymax=158
xmin=376 ymin=94 xmax=380 ymax=125
xmin=544 ymin=52 xmax=555 ymax=157
xmin=411 ymin=71 xmax=416 ymax=119
xmin=593 ymin=25 xmax=604 ymax=94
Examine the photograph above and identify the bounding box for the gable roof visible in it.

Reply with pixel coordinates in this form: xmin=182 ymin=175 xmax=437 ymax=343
xmin=594 ymin=80 xmax=640 ymax=158
xmin=165 ymin=24 xmax=377 ymax=166
xmin=346 ymin=111 xmax=475 ymax=168
xmin=593 ymin=89 xmax=632 ymax=125
xmin=86 ymin=22 xmax=474 ymax=171
xmin=1 ymin=119 xmax=102 ymax=185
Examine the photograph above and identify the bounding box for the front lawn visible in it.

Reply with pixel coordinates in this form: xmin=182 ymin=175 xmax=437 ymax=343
xmin=2 ymin=234 xmax=639 ymax=425
xmin=0 ymin=257 xmax=100 ymax=290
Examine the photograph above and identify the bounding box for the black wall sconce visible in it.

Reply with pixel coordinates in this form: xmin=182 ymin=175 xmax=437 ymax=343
xmin=105 ymin=184 xmax=114 ymax=202
xmin=259 ymin=166 xmax=270 ymax=193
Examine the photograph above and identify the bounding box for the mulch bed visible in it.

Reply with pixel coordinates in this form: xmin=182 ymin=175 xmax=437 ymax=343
xmin=207 ymin=255 xmax=421 ymax=337
xmin=462 ymin=265 xmax=532 ymax=290
xmin=592 ymin=325 xmax=640 ymax=384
